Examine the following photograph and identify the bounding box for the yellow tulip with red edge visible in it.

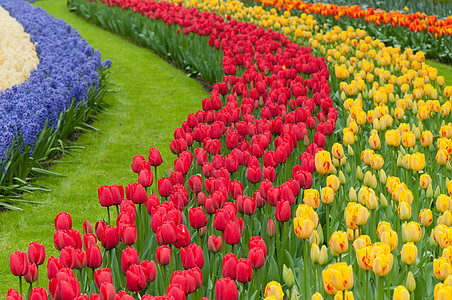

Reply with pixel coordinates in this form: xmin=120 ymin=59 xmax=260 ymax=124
xmin=436 ymin=194 xmax=451 ymax=213
xmin=407 ymin=222 xmax=422 ymax=242
xmin=264 ymin=281 xmax=284 ymax=300
xmin=334 ymin=290 xmax=354 ymax=300
xmin=400 ymin=242 xmax=418 ymax=265
xmin=377 ymin=221 xmax=392 ymax=238
xmin=315 ymin=150 xmax=333 ymax=175
xmin=370 ymin=154 xmax=384 ymax=171
xmin=436 ymin=149 xmax=450 ymax=165
xmin=434 ymin=257 xmax=452 ymax=281
xmin=409 ymin=152 xmax=425 ymax=171
xmin=361 ymin=149 xmax=374 ymax=165
xmin=311 ymin=292 xmax=324 ymax=300
xmin=352 ymin=235 xmax=371 ymax=251
xmin=321 ymin=186 xmax=335 ymax=204
xmin=372 ymin=252 xmax=394 ymax=277
xmin=355 ymin=245 xmax=373 ymax=270
xmin=304 ymin=188 xmax=320 ymax=209
xmin=327 ymin=175 xmax=340 ymax=192
xmin=419 ymin=174 xmax=432 ymax=189
xmin=296 ymin=204 xmax=319 ymax=227
xmin=322 ymin=265 xmax=338 ymax=295
xmin=332 ymin=143 xmax=344 ymax=159
xmin=421 ymin=130 xmax=433 ymax=147
xmin=330 ymin=231 xmax=349 ymax=255
xmin=380 ymin=230 xmax=398 ymax=252
xmin=293 ymin=217 xmax=316 ymax=239
xmin=398 ymin=201 xmax=412 ymax=220
xmin=330 ymin=262 xmax=354 ymax=291
xmin=402 ymin=131 xmax=416 ymax=148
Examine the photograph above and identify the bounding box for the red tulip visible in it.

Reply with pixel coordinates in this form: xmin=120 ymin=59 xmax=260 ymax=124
xmin=95 ymin=268 xmax=113 ymax=289
xmin=131 ymin=155 xmax=146 ymax=173
xmin=213 ymin=208 xmax=232 ymax=231
xmin=100 ymin=226 xmax=119 ymax=250
xmin=60 ymin=246 xmax=77 ymax=269
xmin=48 ymin=271 xmax=81 ymax=300
xmin=156 ymin=222 xmax=177 ymax=245
xmin=119 ymin=223 xmax=137 ymax=245
xmin=126 ymin=264 xmax=147 ymax=292
xmin=98 ymin=185 xmax=124 ymax=207
xmin=208 ymin=235 xmax=222 ymax=253
xmin=243 ymin=197 xmax=257 ymax=215
xmin=126 ymin=183 xmax=148 ymax=204
xmin=170 ymin=270 xmax=195 ymax=294
xmin=222 ymin=253 xmax=237 ymax=279
xmin=83 ymin=220 xmax=93 ymax=234
xmin=24 ymin=263 xmax=38 ymax=284
xmin=166 ymin=283 xmax=186 ymax=300
xmin=6 ymin=289 xmax=23 ymax=300
xmin=248 ymin=247 xmax=265 ymax=269
xmin=115 ymin=291 xmax=134 ymax=300
xmin=158 ymin=177 xmax=173 ymax=197
xmin=121 ymin=246 xmax=139 ymax=274
xmin=180 ymin=244 xmax=204 ymax=270
xmin=95 ymin=221 xmax=106 ymax=241
xmin=47 ymin=256 xmax=63 ymax=280
xmin=86 ymin=244 xmax=102 ymax=269
xmin=55 ymin=212 xmax=72 ymax=231
xmin=28 ymin=242 xmax=46 ymax=265
xmin=83 ymin=233 xmax=97 ymax=250
xmin=275 ymin=200 xmax=291 ymax=222
xmin=188 ymin=175 xmax=202 ymax=193
xmin=236 ymin=258 xmax=253 ymax=283
xmin=189 ymin=207 xmax=207 ymax=229
xmin=247 ymin=165 xmax=262 ymax=184
xmin=249 ymin=236 xmax=268 ymax=256
xmin=99 ymin=282 xmax=115 ymax=300
xmin=149 ymin=147 xmax=163 ymax=167
xmin=29 ymin=287 xmax=48 ymax=300
xmin=156 ymin=245 xmax=171 ymax=266
xmin=215 ymin=277 xmax=238 ymax=300
xmin=10 ymin=251 xmax=28 ymax=276
xmin=173 ymin=224 xmax=191 ymax=248
xmin=141 ymin=260 xmax=157 ymax=283
xmin=223 ymin=220 xmax=241 ymax=245
xmin=267 ymin=219 xmax=276 ymax=237
xmin=138 ymin=169 xmax=153 ymax=187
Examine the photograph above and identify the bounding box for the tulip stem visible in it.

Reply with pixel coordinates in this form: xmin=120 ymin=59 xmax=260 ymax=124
xmin=364 ymin=270 xmax=368 ymax=300
xmin=19 ymin=276 xmax=22 ymax=296
xmin=304 ymin=240 xmax=308 ymax=299
xmin=326 ymin=204 xmax=330 ymax=241
xmin=378 ymin=276 xmax=384 ymax=300
xmin=107 ymin=206 xmax=111 ymax=225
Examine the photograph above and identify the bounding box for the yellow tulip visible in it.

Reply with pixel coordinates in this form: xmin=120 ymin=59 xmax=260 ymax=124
xmin=327 ymin=175 xmax=341 ymax=192
xmin=311 ymin=243 xmax=320 ymax=263
xmin=330 ymin=262 xmax=354 ymax=291
xmin=264 ymin=281 xmax=284 ymax=300
xmin=398 ymin=201 xmax=412 ymax=220
xmin=419 ymin=208 xmax=433 ymax=227
xmin=311 ymin=292 xmax=324 ymax=300
xmin=369 ymin=134 xmax=381 ymax=150
xmin=409 ymin=152 xmax=425 ymax=171
xmin=370 ymin=154 xmax=384 ymax=171
xmin=380 ymin=230 xmax=398 ymax=252
xmin=334 ymin=290 xmax=354 ymax=300
xmin=434 ymin=257 xmax=452 ymax=281
xmin=436 ymin=194 xmax=451 ymax=213
xmin=345 ymin=202 xmax=369 ymax=229
xmin=304 ymin=189 xmax=320 ymax=209
xmin=385 ymin=129 xmax=401 ymax=147
xmin=434 ymin=283 xmax=452 ymax=300
xmin=293 ymin=217 xmax=315 ymax=239
xmin=321 ymin=187 xmax=335 ymax=205
xmin=329 ymin=231 xmax=348 ymax=255
xmin=393 ymin=286 xmax=410 ymax=300
xmin=315 ymin=150 xmax=333 ymax=175
xmin=447 ymin=180 xmax=452 ymax=196
xmin=332 ymin=143 xmax=344 ymax=159
xmin=400 ymin=242 xmax=418 ymax=265
xmin=361 ymin=149 xmax=374 ymax=165
xmin=322 ymin=266 xmax=338 ymax=295
xmin=421 ymin=130 xmax=433 ymax=147
xmin=352 ymin=235 xmax=371 ymax=251
xmin=407 ymin=222 xmax=422 ymax=242
xmin=401 ymin=131 xmax=416 ymax=148
xmin=296 ymin=204 xmax=319 ymax=227
xmin=436 ymin=149 xmax=450 ymax=165
xmin=372 ymin=253 xmax=394 ymax=277
xmin=377 ymin=221 xmax=392 ymax=238
xmin=406 ymin=271 xmax=416 ymax=293
xmin=419 ymin=174 xmax=432 ymax=189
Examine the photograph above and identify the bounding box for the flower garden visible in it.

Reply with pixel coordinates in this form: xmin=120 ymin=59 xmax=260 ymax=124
xmin=2 ymin=0 xmax=452 ymax=299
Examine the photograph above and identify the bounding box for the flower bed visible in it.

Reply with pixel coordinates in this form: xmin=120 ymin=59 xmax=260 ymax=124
xmin=0 ymin=0 xmax=110 ymax=206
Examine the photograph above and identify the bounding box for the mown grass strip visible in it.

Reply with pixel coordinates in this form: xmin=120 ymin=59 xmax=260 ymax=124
xmin=0 ymin=0 xmax=208 ymax=294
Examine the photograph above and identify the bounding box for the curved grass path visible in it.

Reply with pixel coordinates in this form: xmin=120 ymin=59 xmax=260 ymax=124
xmin=0 ymin=0 xmax=209 ymax=294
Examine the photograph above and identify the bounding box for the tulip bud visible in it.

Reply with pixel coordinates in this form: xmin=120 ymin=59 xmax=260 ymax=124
xmin=430 ymin=231 xmax=438 ymax=248
xmin=319 ymin=245 xmax=328 ymax=265
xmin=338 ymin=171 xmax=346 ymax=185
xmin=396 ymin=153 xmax=403 ymax=168
xmin=349 ymin=187 xmax=357 ymax=202
xmin=356 ymin=166 xmax=363 ymax=181
xmin=290 ymin=289 xmax=300 ymax=300
xmin=406 ymin=271 xmax=416 ymax=292
xmin=364 ymin=171 xmax=373 ymax=187
xmin=317 ymin=224 xmax=324 ymax=245
xmin=340 ymin=157 xmax=347 ymax=166
xmin=426 ymin=185 xmax=434 ymax=199
xmin=311 ymin=243 xmax=320 ymax=263
xmin=345 ymin=162 xmax=351 ymax=174
xmin=435 ymin=186 xmax=441 ymax=199
xmin=379 ymin=170 xmax=387 ymax=184
xmin=347 ymin=145 xmax=354 ymax=157
xmin=380 ymin=193 xmax=388 ymax=208
xmin=267 ymin=219 xmax=276 ymax=238
xmin=282 ymin=265 xmax=295 ymax=288
xmin=333 ymin=158 xmax=340 ymax=168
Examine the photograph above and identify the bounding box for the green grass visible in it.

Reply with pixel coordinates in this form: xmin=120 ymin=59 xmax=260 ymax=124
xmin=426 ymin=59 xmax=452 ymax=85
xmin=0 ymin=0 xmax=208 ymax=295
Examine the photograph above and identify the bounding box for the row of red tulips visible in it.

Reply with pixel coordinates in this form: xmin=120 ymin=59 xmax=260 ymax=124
xmin=7 ymin=0 xmax=337 ymax=299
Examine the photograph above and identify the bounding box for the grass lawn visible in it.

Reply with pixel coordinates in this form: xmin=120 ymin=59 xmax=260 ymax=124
xmin=0 ymin=0 xmax=209 ymax=295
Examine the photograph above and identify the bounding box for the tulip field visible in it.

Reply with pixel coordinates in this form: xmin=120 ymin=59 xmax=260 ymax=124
xmin=4 ymin=0 xmax=452 ymax=299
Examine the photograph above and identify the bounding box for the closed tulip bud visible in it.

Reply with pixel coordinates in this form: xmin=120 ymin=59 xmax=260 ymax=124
xmin=396 ymin=154 xmax=403 ymax=167
xmin=267 ymin=219 xmax=276 ymax=237
xmin=333 ymin=158 xmax=340 ymax=168
xmin=282 ymin=265 xmax=295 ymax=288
xmin=398 ymin=201 xmax=412 ymax=220
xmin=338 ymin=171 xmax=346 ymax=185
xmin=345 ymin=162 xmax=351 ymax=174
xmin=426 ymin=185 xmax=434 ymax=199
xmin=406 ymin=271 xmax=416 ymax=292
xmin=310 ymin=230 xmax=320 ymax=245
xmin=435 ymin=185 xmax=442 ymax=199
xmin=380 ymin=194 xmax=388 ymax=208
xmin=347 ymin=146 xmax=354 ymax=158
xmin=55 ymin=212 xmax=72 ymax=231
xmin=319 ymin=245 xmax=328 ymax=265
xmin=24 ymin=263 xmax=38 ymax=284
xmin=356 ymin=166 xmax=363 ymax=181
xmin=401 ymin=242 xmax=418 ymax=265
xmin=364 ymin=171 xmax=373 ymax=187
xmin=311 ymin=243 xmax=320 ymax=263
xmin=379 ymin=170 xmax=387 ymax=184
xmin=393 ymin=286 xmax=410 ymax=300
xmin=349 ymin=187 xmax=357 ymax=202
xmin=430 ymin=231 xmax=438 ymax=248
